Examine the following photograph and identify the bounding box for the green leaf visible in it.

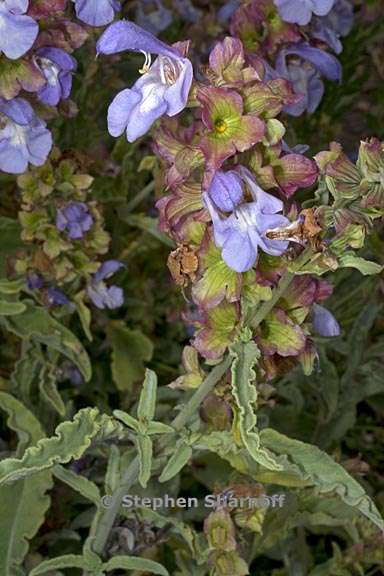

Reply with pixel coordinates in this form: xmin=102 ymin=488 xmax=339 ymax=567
xmin=159 ymin=441 xmax=193 ymax=483
xmin=146 ymin=421 xmax=174 ymax=435
xmin=29 ymin=554 xmax=92 ymax=575
xmin=338 ymin=252 xmax=383 ymax=275
xmin=0 ymin=392 xmax=44 ymax=456
xmin=108 ymin=322 xmax=154 ymax=391
xmin=137 ymin=369 xmax=157 ymax=422
xmin=137 ymin=434 xmax=153 ymax=488
xmin=53 ymin=465 xmax=101 ymax=504
xmin=38 ymin=364 xmax=66 ymax=417
xmin=104 ymin=555 xmax=169 ymax=575
xmin=0 ymin=279 xmax=24 ymax=295
xmin=0 ymin=408 xmax=102 ymax=485
xmin=260 ymin=428 xmax=384 ymax=531
xmin=0 ymin=393 xmax=51 ymax=576
xmin=0 ymin=300 xmax=26 ymax=316
xmin=0 ymin=217 xmax=22 ymax=277
xmin=0 ymin=473 xmax=53 ymax=576
xmin=74 ymin=291 xmax=93 ymax=341
xmin=230 ymin=341 xmax=282 ymax=470
xmin=5 ymin=303 xmax=92 ymax=381
xmin=113 ymin=409 xmax=140 ymax=432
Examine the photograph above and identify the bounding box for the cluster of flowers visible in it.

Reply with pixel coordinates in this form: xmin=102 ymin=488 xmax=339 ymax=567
xmin=14 ymin=152 xmax=123 ymax=311
xmin=0 ymin=0 xmax=125 ymax=175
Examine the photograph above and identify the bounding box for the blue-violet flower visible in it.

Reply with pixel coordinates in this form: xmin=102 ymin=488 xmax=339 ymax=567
xmin=0 ymin=97 xmax=52 ymax=174
xmin=312 ymin=303 xmax=340 ymax=336
xmin=0 ymin=0 xmax=38 ymax=59
xmin=96 ymin=20 xmax=193 ymax=142
xmin=35 ymin=47 xmax=77 ymax=106
xmin=312 ymin=0 xmax=353 ymax=54
xmin=204 ymin=168 xmax=290 ymax=273
xmin=273 ymin=0 xmax=335 ymax=26
xmin=87 ymin=260 xmax=124 ymax=309
xmin=73 ymin=0 xmax=120 ymax=27
xmin=56 ymin=202 xmax=93 ymax=240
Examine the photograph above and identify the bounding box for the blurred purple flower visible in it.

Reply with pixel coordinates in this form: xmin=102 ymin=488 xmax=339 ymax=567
xmin=87 ymin=260 xmax=124 ymax=309
xmin=312 ymin=304 xmax=340 ymax=336
xmin=203 ymin=168 xmax=290 ymax=273
xmin=174 ymin=0 xmax=201 ymax=22
xmin=275 ymin=43 xmax=342 ymax=115
xmin=0 ymin=97 xmax=52 ymax=174
xmin=47 ymin=287 xmax=70 ymax=306
xmin=27 ymin=271 xmax=44 ymax=290
xmin=273 ymin=0 xmax=335 ymax=25
xmin=135 ymin=0 xmax=172 ymax=35
xmin=0 ymin=0 xmax=38 ymax=59
xmin=209 ymin=170 xmax=243 ymax=212
xmin=73 ymin=0 xmax=120 ymax=26
xmin=217 ymin=0 xmax=241 ymax=23
xmin=96 ymin=21 xmax=193 ymax=142
xmin=312 ymin=0 xmax=353 ymax=54
xmin=35 ymin=47 xmax=77 ymax=106
xmin=56 ymin=201 xmax=93 ymax=240
xmin=67 ymin=366 xmax=83 ymax=386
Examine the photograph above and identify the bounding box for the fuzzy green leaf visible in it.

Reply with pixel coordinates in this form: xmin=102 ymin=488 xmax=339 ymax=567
xmin=137 ymin=434 xmax=153 ymax=488
xmin=38 ymin=364 xmax=66 ymax=416
xmin=108 ymin=322 xmax=154 ymax=392
xmin=5 ymin=303 xmax=92 ymax=381
xmin=338 ymin=252 xmax=383 ymax=275
xmin=104 ymin=555 xmax=169 ymax=575
xmin=0 ymin=300 xmax=26 ymax=316
xmin=29 ymin=554 xmax=93 ymax=575
xmin=53 ymin=465 xmax=101 ymax=504
xmin=0 ymin=408 xmax=102 ymax=485
xmin=0 ymin=392 xmax=44 ymax=456
xmin=230 ymin=341 xmax=282 ymax=470
xmin=159 ymin=441 xmax=193 ymax=483
xmin=260 ymin=428 xmax=384 ymax=531
xmin=137 ymin=369 xmax=158 ymax=422
xmin=113 ymin=409 xmax=140 ymax=432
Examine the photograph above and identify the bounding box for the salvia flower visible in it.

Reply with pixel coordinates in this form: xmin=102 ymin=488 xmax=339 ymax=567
xmin=312 ymin=303 xmax=340 ymax=336
xmin=73 ymin=0 xmax=121 ymax=27
xmin=56 ymin=201 xmax=93 ymax=240
xmin=0 ymin=0 xmax=38 ymax=59
xmin=87 ymin=259 xmax=124 ymax=309
xmin=209 ymin=170 xmax=244 ymax=212
xmin=35 ymin=47 xmax=77 ymax=106
xmin=47 ymin=287 xmax=70 ymax=306
xmin=312 ymin=0 xmax=353 ymax=54
xmin=135 ymin=0 xmax=172 ymax=35
xmin=273 ymin=0 xmax=335 ymax=26
xmin=26 ymin=271 xmax=44 ymax=290
xmin=0 ymin=97 xmax=52 ymax=174
xmin=204 ymin=169 xmax=290 ymax=273
xmin=96 ymin=21 xmax=193 ymax=142
xmin=275 ymin=43 xmax=342 ymax=115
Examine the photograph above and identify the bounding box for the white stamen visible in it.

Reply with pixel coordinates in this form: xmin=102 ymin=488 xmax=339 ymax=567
xmin=139 ymin=50 xmax=152 ymax=74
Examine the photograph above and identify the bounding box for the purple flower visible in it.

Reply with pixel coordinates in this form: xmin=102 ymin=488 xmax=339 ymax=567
xmin=26 ymin=271 xmax=44 ymax=290
xmin=312 ymin=0 xmax=353 ymax=54
xmin=0 ymin=0 xmax=38 ymax=59
xmin=273 ymin=0 xmax=335 ymax=26
xmin=73 ymin=0 xmax=120 ymax=27
xmin=217 ymin=0 xmax=241 ymax=23
xmin=35 ymin=47 xmax=77 ymax=106
xmin=47 ymin=287 xmax=70 ymax=306
xmin=312 ymin=304 xmax=340 ymax=336
xmin=174 ymin=0 xmax=201 ymax=23
xmin=0 ymin=97 xmax=52 ymax=174
xmin=56 ymin=202 xmax=93 ymax=240
xmin=87 ymin=260 xmax=124 ymax=309
xmin=275 ymin=43 xmax=342 ymax=115
xmin=204 ymin=168 xmax=290 ymax=273
xmin=135 ymin=0 xmax=172 ymax=35
xmin=96 ymin=21 xmax=193 ymax=142
xmin=209 ymin=170 xmax=244 ymax=212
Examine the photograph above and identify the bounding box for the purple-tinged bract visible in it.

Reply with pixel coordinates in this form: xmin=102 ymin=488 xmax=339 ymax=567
xmin=96 ymin=21 xmax=193 ymax=142
xmin=0 ymin=97 xmax=52 ymax=174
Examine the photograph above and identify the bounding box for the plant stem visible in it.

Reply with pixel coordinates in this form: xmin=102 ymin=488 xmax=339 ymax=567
xmin=249 ymin=247 xmax=313 ymax=328
xmin=123 ymin=180 xmax=155 ymax=213
xmin=91 ymin=355 xmax=232 ymax=556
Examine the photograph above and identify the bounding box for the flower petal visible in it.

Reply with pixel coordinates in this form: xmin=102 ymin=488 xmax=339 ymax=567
xmin=221 ymin=228 xmax=256 ymax=272
xmin=0 ymin=11 xmax=38 ymax=60
xmin=278 ymin=43 xmax=342 ymax=81
xmin=74 ymin=0 xmax=120 ymax=27
xmin=312 ymin=303 xmax=340 ymax=336
xmin=107 ymin=88 xmax=141 ymax=137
